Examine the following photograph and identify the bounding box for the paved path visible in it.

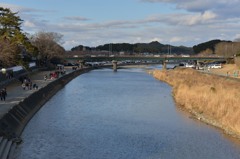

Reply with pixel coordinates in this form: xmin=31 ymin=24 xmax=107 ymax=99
xmin=0 ymin=68 xmax=74 ymax=119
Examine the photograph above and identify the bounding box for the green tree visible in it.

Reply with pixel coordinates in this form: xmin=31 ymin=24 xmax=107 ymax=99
xmin=0 ymin=7 xmax=22 ymax=37
xmin=0 ymin=7 xmax=37 ymax=68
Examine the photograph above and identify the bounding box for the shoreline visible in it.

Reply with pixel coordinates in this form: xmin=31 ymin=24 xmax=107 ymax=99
xmin=0 ymin=68 xmax=93 ymax=159
xmin=0 ymin=68 xmax=93 ymax=138
xmin=153 ymin=67 xmax=240 ymax=139
xmin=0 ymin=64 xmax=155 ymax=139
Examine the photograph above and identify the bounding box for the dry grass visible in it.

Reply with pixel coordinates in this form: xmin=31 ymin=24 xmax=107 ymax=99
xmin=235 ymin=57 xmax=240 ymax=68
xmin=153 ymin=68 xmax=240 ymax=135
xmin=209 ymin=64 xmax=239 ymax=77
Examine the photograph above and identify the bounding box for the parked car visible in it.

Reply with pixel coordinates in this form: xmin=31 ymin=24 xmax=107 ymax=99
xmin=208 ymin=64 xmax=222 ymax=69
xmin=185 ymin=63 xmax=195 ymax=68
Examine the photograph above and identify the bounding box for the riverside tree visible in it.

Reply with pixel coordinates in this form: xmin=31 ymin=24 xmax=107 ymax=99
xmin=0 ymin=7 xmax=37 ymax=68
xmin=215 ymin=42 xmax=240 ymax=57
xmin=30 ymin=31 xmax=65 ymax=66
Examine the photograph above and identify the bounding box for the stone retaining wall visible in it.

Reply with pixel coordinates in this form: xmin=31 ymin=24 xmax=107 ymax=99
xmin=0 ymin=68 xmax=92 ymax=139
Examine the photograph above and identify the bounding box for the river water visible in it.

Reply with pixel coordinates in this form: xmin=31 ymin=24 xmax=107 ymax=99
xmin=14 ymin=67 xmax=240 ymax=159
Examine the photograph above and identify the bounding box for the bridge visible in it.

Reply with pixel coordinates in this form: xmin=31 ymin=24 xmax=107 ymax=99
xmin=65 ymin=56 xmax=230 ymax=71
xmin=66 ymin=56 xmax=227 ymax=62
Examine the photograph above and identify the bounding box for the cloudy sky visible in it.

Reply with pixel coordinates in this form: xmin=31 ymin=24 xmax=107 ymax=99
xmin=1 ymin=0 xmax=240 ymax=50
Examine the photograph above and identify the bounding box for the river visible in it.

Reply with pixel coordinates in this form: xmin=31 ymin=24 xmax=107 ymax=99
xmin=13 ymin=66 xmax=240 ymax=159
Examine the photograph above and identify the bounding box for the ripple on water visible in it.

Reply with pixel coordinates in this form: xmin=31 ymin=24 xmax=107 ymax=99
xmin=14 ymin=68 xmax=240 ymax=159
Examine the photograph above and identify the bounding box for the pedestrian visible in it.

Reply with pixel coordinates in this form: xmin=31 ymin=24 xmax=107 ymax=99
xmin=33 ymin=83 xmax=38 ymax=90
xmin=44 ymin=74 xmax=47 ymax=81
xmin=233 ymin=71 xmax=237 ymax=77
xmin=29 ymin=81 xmax=32 ymax=90
xmin=22 ymin=83 xmax=26 ymax=90
xmin=1 ymin=89 xmax=6 ymax=101
xmin=3 ymin=88 xmax=7 ymax=97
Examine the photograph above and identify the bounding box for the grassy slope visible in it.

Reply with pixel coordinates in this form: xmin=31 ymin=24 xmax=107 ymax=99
xmin=153 ymin=68 xmax=240 ymax=137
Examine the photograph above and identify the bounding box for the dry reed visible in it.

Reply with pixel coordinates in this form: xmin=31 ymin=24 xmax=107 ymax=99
xmin=153 ymin=68 xmax=240 ymax=136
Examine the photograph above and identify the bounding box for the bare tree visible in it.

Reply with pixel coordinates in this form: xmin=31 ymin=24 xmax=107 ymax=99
xmin=234 ymin=37 xmax=240 ymax=42
xmin=198 ymin=48 xmax=213 ymax=56
xmin=0 ymin=37 xmax=18 ymax=67
xmin=30 ymin=31 xmax=65 ymax=65
xmin=235 ymin=57 xmax=240 ymax=68
xmin=215 ymin=42 xmax=240 ymax=57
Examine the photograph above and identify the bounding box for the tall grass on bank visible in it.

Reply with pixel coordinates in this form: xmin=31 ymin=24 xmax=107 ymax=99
xmin=153 ymin=68 xmax=240 ymax=136
xmin=235 ymin=57 xmax=240 ymax=68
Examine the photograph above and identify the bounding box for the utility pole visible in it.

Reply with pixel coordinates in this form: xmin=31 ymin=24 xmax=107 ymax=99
xmin=168 ymin=45 xmax=171 ymax=55
xmin=168 ymin=45 xmax=169 ymax=55
xmin=109 ymin=43 xmax=112 ymax=57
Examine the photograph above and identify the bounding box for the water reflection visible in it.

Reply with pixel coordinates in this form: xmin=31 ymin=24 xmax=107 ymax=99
xmin=14 ymin=67 xmax=240 ymax=159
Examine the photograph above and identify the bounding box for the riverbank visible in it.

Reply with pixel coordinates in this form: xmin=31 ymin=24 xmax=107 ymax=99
xmin=153 ymin=67 xmax=240 ymax=138
xmin=0 ymin=68 xmax=93 ymax=138
xmin=0 ymin=68 xmax=93 ymax=159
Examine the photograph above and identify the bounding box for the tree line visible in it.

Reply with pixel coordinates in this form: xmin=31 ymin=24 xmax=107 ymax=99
xmin=71 ymin=41 xmax=193 ymax=55
xmin=193 ymin=39 xmax=240 ymax=57
xmin=0 ymin=7 xmax=65 ymax=69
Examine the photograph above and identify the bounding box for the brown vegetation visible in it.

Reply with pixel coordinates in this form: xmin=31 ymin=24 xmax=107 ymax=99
xmin=235 ymin=57 xmax=240 ymax=68
xmin=198 ymin=48 xmax=213 ymax=56
xmin=0 ymin=37 xmax=18 ymax=67
xmin=215 ymin=42 xmax=240 ymax=57
xmin=153 ymin=68 xmax=240 ymax=136
xmin=208 ymin=64 xmax=239 ymax=76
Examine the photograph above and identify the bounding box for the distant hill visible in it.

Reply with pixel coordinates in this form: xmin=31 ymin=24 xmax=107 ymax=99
xmin=71 ymin=41 xmax=193 ymax=55
xmin=193 ymin=39 xmax=232 ymax=54
xmin=71 ymin=45 xmax=92 ymax=51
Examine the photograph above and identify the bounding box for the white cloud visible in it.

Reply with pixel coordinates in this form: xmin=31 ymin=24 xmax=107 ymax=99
xmin=170 ymin=37 xmax=182 ymax=43
xmin=64 ymin=16 xmax=90 ymax=21
xmin=187 ymin=11 xmax=217 ymax=25
xmin=23 ymin=20 xmax=36 ymax=28
xmin=0 ymin=3 xmax=52 ymax=13
xmin=63 ymin=40 xmax=80 ymax=49
xmin=144 ymin=11 xmax=217 ymax=26
xmin=151 ymin=37 xmax=163 ymax=42
xmin=234 ymin=34 xmax=240 ymax=42
xmin=2 ymin=2 xmax=240 ymax=50
xmin=0 ymin=3 xmax=28 ymax=12
xmin=141 ymin=0 xmax=240 ymax=18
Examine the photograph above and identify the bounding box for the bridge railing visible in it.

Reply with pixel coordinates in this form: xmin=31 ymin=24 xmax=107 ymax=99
xmin=65 ymin=55 xmax=229 ymax=63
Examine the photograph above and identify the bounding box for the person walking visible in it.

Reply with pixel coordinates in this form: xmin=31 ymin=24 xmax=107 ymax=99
xmin=3 ymin=88 xmax=7 ymax=97
xmin=44 ymin=74 xmax=47 ymax=81
xmin=0 ymin=88 xmax=6 ymax=101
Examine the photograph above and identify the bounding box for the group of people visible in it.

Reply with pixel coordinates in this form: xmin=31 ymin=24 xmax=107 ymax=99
xmin=46 ymin=71 xmax=64 ymax=80
xmin=20 ymin=76 xmax=38 ymax=90
xmin=226 ymin=70 xmax=239 ymax=77
xmin=46 ymin=72 xmax=58 ymax=80
xmin=0 ymin=88 xmax=7 ymax=101
xmin=5 ymin=71 xmax=14 ymax=79
xmin=233 ymin=70 xmax=239 ymax=77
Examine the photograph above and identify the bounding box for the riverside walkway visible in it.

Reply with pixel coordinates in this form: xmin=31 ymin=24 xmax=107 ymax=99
xmin=0 ymin=68 xmax=74 ymax=120
xmin=0 ymin=67 xmax=80 ymax=159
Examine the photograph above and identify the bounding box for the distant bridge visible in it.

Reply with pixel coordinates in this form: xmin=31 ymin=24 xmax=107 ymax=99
xmin=65 ymin=56 xmax=230 ymax=71
xmin=65 ymin=56 xmax=229 ymax=63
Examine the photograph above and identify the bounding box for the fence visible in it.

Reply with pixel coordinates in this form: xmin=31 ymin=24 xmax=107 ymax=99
xmin=0 ymin=64 xmax=37 ymax=87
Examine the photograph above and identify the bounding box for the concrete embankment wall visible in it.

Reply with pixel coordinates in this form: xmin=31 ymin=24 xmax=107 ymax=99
xmin=0 ymin=68 xmax=92 ymax=139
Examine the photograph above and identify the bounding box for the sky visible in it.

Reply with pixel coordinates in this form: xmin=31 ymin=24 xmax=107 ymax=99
xmin=1 ymin=0 xmax=240 ymax=50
